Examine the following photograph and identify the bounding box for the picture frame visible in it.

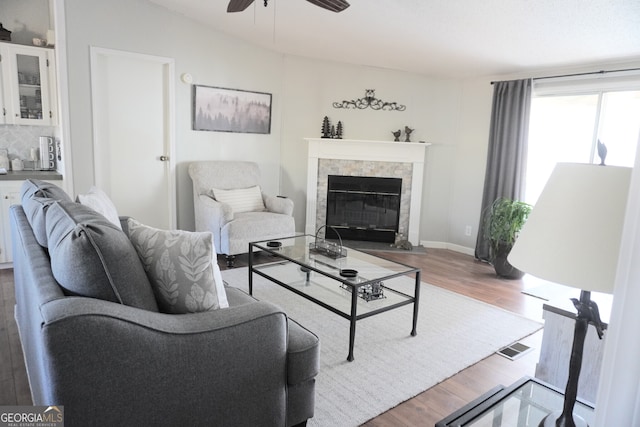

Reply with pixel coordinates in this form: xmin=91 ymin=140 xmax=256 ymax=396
xmin=192 ymin=85 xmax=272 ymax=134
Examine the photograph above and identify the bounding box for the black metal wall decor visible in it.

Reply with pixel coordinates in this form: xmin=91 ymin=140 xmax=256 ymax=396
xmin=333 ymin=89 xmax=406 ymax=111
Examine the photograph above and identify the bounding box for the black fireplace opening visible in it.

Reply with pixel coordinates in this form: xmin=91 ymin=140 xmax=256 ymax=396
xmin=325 ymin=175 xmax=402 ymax=243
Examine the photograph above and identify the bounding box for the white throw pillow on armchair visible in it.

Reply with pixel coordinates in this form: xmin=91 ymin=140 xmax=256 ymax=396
xmin=211 ymin=185 xmax=265 ymax=213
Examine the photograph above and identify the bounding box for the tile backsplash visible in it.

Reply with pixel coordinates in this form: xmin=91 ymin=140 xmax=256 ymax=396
xmin=0 ymin=124 xmax=58 ymax=161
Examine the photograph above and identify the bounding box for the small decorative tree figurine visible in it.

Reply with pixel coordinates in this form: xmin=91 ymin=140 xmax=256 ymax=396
xmin=335 ymin=121 xmax=343 ymax=139
xmin=321 ymin=116 xmax=331 ymax=138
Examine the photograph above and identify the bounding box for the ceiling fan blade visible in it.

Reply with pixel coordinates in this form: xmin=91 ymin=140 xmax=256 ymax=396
xmin=227 ymin=0 xmax=256 ymax=13
xmin=305 ymin=0 xmax=350 ymax=13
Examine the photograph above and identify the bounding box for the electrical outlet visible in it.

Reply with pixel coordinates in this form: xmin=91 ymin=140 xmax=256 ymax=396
xmin=465 ymin=225 xmax=472 ymax=236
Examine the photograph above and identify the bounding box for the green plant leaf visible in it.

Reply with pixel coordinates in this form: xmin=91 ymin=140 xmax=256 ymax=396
xmin=483 ymin=197 xmax=532 ymax=260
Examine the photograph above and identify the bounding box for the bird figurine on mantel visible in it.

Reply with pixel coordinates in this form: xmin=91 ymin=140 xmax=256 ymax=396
xmin=597 ymin=139 xmax=608 ymax=165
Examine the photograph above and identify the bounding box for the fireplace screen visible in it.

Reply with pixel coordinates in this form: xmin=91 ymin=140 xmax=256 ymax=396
xmin=325 ymin=175 xmax=402 ymax=243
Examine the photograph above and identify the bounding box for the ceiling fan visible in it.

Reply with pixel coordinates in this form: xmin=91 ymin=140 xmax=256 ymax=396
xmin=227 ymin=0 xmax=350 ymax=13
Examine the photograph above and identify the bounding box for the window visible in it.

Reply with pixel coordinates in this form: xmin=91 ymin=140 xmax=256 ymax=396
xmin=525 ymin=72 xmax=640 ymax=204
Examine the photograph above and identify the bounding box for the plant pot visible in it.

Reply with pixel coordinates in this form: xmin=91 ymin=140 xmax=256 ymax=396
xmin=492 ymin=242 xmax=525 ymax=280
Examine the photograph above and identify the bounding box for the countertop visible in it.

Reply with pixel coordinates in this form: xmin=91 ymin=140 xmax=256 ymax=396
xmin=0 ymin=170 xmax=63 ymax=181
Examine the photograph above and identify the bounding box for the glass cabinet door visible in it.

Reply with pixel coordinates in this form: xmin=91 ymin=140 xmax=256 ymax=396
xmin=16 ymin=54 xmax=43 ymax=119
xmin=16 ymin=53 xmax=44 ymax=121
xmin=1 ymin=44 xmax=54 ymax=126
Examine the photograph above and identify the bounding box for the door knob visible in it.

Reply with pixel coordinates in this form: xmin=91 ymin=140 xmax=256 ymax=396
xmin=159 ymin=155 xmax=169 ymax=162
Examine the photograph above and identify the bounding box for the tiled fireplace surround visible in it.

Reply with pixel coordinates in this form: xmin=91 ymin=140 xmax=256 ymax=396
xmin=305 ymin=138 xmax=428 ymax=244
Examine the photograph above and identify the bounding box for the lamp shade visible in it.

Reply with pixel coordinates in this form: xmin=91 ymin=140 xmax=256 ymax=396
xmin=508 ymin=163 xmax=631 ymax=293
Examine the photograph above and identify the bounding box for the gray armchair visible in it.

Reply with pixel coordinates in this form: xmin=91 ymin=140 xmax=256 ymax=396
xmin=189 ymin=161 xmax=295 ymax=266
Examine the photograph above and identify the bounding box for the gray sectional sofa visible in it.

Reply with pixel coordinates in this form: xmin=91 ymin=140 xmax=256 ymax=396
xmin=10 ymin=179 xmax=319 ymax=427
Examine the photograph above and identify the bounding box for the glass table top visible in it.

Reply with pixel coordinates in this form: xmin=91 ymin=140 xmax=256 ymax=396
xmin=460 ymin=378 xmax=595 ymax=427
xmin=250 ymin=235 xmax=419 ymax=317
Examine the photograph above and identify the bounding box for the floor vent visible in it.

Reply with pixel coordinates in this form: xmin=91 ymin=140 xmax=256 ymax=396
xmin=497 ymin=342 xmax=532 ymax=360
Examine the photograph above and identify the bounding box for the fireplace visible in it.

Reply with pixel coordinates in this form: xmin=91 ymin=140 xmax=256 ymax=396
xmin=325 ymin=175 xmax=402 ymax=243
xmin=305 ymin=138 xmax=430 ymax=245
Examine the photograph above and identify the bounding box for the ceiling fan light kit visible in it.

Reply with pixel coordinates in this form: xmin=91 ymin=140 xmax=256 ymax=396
xmin=227 ymin=0 xmax=350 ymax=13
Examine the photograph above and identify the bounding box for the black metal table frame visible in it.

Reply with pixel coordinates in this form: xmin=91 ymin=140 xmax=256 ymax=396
xmin=248 ymin=236 xmax=421 ymax=362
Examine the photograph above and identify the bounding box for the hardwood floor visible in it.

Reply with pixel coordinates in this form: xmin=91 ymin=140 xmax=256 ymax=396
xmin=0 ymin=268 xmax=30 ymax=406
xmin=1 ymin=248 xmax=548 ymax=426
xmin=358 ymin=250 xmax=545 ymax=426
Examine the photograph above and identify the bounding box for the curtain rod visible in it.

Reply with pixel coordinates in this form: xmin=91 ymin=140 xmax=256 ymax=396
xmin=490 ymin=67 xmax=640 ymax=85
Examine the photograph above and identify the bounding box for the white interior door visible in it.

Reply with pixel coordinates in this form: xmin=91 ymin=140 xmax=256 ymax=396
xmin=90 ymin=48 xmax=175 ymax=229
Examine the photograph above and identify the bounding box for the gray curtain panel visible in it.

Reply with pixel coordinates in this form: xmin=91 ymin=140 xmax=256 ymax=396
xmin=475 ymin=79 xmax=532 ymax=261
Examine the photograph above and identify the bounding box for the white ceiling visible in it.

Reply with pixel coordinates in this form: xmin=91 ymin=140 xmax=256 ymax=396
xmin=148 ymin=0 xmax=640 ymax=78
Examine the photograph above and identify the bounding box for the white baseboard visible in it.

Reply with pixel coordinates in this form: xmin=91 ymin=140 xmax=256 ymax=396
xmin=421 ymin=241 xmax=475 ymax=256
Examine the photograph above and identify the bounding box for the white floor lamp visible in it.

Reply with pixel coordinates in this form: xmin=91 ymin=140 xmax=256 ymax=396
xmin=508 ymin=162 xmax=631 ymax=427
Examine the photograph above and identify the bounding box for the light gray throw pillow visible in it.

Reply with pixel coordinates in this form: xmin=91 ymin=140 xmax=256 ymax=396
xmin=127 ymin=218 xmax=229 ymax=314
xmin=20 ymin=179 xmax=73 ymax=247
xmin=46 ymin=201 xmax=159 ymax=311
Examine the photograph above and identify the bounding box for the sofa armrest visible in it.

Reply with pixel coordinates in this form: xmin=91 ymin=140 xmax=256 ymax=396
xmin=264 ymin=194 xmax=294 ymax=216
xmin=38 ymin=296 xmax=290 ymax=426
xmin=196 ymin=194 xmax=234 ymax=225
xmin=287 ymin=319 xmax=320 ymax=385
xmin=194 ymin=194 xmax=233 ymax=250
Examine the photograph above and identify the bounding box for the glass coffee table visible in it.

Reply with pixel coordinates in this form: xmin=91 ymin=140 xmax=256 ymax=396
xmin=436 ymin=376 xmax=595 ymax=426
xmin=248 ymin=235 xmax=421 ymax=361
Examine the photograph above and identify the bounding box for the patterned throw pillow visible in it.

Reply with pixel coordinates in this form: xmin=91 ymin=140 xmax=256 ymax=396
xmin=127 ymin=218 xmax=229 ymax=313
xmin=211 ymin=185 xmax=265 ymax=213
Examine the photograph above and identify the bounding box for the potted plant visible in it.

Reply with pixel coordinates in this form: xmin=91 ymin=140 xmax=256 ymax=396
xmin=484 ymin=197 xmax=532 ymax=279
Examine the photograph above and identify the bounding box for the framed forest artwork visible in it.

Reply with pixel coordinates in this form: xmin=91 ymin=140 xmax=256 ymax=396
xmin=192 ymin=85 xmax=272 ymax=134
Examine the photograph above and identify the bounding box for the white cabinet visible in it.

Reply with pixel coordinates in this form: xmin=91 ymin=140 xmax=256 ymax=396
xmin=0 ymin=43 xmax=56 ymax=126
xmin=0 ymin=181 xmax=21 ymax=265
xmin=0 ymin=179 xmax=64 ymax=266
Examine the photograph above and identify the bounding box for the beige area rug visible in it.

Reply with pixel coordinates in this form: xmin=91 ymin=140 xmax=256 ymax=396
xmin=222 ymin=267 xmax=542 ymax=427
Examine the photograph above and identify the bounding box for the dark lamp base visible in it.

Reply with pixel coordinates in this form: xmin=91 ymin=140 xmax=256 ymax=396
xmin=539 ymin=410 xmax=588 ymax=427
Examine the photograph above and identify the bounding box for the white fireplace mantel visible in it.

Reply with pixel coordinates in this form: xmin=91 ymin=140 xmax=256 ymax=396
xmin=305 ymin=138 xmax=430 ymax=244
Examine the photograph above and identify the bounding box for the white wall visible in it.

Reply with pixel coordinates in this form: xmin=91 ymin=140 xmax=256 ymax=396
xmin=63 ymin=0 xmax=284 ymax=230
xmin=62 ymin=0 xmax=487 ymax=249
xmin=278 ymin=56 xmax=473 ymax=248
xmin=61 ymin=0 xmax=640 ymax=253
xmin=0 ymin=0 xmax=51 ymax=45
